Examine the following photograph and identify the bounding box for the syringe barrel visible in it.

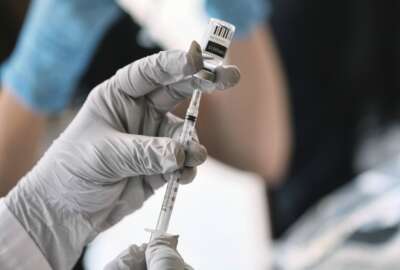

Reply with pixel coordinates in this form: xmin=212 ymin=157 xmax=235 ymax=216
xmin=151 ymin=91 xmax=201 ymax=239
xmin=154 ymin=178 xmax=180 ymax=233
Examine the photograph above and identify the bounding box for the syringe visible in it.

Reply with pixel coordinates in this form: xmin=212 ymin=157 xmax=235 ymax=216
xmin=149 ymin=18 xmax=235 ymax=240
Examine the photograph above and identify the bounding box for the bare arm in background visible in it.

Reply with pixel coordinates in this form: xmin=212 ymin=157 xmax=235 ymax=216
xmin=178 ymin=26 xmax=292 ymax=184
xmin=0 ymin=0 xmax=121 ymax=196
xmin=0 ymin=89 xmax=46 ymax=196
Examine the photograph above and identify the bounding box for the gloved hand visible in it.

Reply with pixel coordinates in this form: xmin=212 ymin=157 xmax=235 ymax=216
xmin=1 ymin=0 xmax=122 ymax=113
xmin=5 ymin=41 xmax=240 ymax=270
xmin=104 ymin=235 xmax=192 ymax=270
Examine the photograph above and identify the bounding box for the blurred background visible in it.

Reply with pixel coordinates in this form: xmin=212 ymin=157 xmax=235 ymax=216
xmin=1 ymin=0 xmax=400 ymax=269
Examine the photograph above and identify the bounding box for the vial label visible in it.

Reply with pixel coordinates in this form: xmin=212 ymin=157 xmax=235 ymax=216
xmin=205 ymin=41 xmax=227 ymax=58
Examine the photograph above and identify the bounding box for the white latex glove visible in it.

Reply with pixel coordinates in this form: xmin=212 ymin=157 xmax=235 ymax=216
xmin=5 ymin=41 xmax=240 ymax=270
xmin=104 ymin=235 xmax=192 ymax=270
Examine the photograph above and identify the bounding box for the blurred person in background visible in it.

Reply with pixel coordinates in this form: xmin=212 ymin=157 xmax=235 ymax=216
xmin=5 ymin=0 xmax=400 ymax=268
xmin=6 ymin=0 xmax=400 ymax=246
xmin=268 ymin=0 xmax=400 ymax=239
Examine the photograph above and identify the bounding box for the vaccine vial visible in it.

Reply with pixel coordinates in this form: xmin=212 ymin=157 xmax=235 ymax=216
xmin=196 ymin=18 xmax=236 ymax=81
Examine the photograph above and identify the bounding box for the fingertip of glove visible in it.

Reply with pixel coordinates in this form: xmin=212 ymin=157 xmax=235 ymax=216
xmin=185 ymin=41 xmax=204 ymax=75
xmin=215 ymin=65 xmax=241 ymax=89
xmin=179 ymin=167 xmax=197 ymax=185
xmin=230 ymin=66 xmax=241 ymax=84
xmin=185 ymin=142 xmax=208 ymax=167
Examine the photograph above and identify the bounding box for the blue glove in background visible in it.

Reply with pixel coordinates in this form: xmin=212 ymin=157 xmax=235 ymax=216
xmin=0 ymin=0 xmax=122 ymax=114
xmin=205 ymin=0 xmax=271 ymax=38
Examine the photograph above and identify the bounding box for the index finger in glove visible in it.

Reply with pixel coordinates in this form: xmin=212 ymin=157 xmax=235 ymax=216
xmin=147 ymin=64 xmax=241 ymax=113
xmin=115 ymin=41 xmax=203 ymax=99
